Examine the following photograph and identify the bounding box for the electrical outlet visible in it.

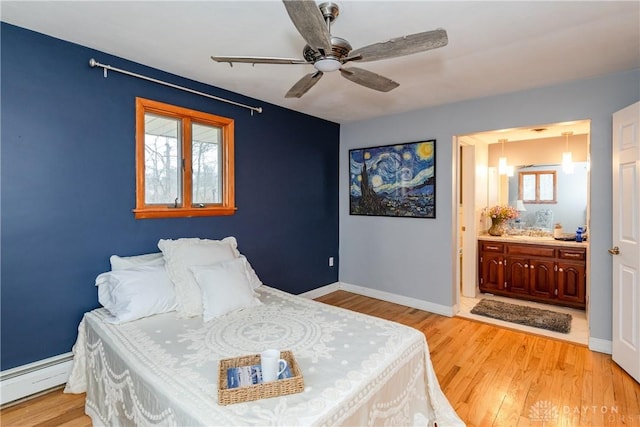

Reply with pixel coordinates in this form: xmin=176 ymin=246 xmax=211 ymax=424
xmin=328 ymin=257 xmax=334 ymax=267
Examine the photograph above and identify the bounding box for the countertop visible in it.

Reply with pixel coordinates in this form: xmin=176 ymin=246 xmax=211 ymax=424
xmin=478 ymin=234 xmax=588 ymax=248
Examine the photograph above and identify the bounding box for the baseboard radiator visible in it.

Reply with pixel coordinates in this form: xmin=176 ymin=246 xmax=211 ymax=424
xmin=0 ymin=352 xmax=73 ymax=405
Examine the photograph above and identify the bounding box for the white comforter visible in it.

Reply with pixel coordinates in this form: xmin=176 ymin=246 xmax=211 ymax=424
xmin=65 ymin=286 xmax=464 ymax=426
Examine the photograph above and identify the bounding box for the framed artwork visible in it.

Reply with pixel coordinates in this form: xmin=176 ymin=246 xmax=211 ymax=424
xmin=349 ymin=140 xmax=436 ymax=218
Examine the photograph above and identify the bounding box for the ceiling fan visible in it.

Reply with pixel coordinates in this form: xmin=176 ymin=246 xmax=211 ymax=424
xmin=211 ymin=0 xmax=448 ymax=98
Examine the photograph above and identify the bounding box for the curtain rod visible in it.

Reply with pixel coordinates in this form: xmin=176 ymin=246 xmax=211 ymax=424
xmin=88 ymin=58 xmax=262 ymax=115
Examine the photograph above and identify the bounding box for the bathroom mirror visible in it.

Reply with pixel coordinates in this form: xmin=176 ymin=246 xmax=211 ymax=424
xmin=508 ymin=162 xmax=588 ymax=232
xmin=485 ymin=121 xmax=589 ymax=235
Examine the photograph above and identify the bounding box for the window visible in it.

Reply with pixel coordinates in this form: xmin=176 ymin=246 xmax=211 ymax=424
xmin=519 ymin=170 xmax=557 ymax=204
xmin=134 ymin=98 xmax=235 ymax=218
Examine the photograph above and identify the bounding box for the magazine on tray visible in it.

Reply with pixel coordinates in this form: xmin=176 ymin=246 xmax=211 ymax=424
xmin=226 ymin=364 xmax=293 ymax=389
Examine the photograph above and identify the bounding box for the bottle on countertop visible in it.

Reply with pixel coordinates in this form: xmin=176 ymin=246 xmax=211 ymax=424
xmin=554 ymin=223 xmax=563 ymax=239
xmin=576 ymin=226 xmax=583 ymax=242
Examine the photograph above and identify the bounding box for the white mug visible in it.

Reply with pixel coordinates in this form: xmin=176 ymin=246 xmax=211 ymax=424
xmin=260 ymin=349 xmax=288 ymax=382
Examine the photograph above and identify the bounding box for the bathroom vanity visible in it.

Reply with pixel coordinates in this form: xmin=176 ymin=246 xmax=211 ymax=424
xmin=478 ymin=236 xmax=587 ymax=309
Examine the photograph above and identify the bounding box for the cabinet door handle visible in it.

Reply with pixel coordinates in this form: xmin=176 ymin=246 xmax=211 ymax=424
xmin=559 ymin=268 xmax=563 ymax=272
xmin=565 ymin=253 xmax=581 ymax=258
xmin=530 ymin=265 xmax=534 ymax=269
xmin=524 ymin=264 xmax=528 ymax=268
xmin=487 ymin=246 xmax=499 ymax=250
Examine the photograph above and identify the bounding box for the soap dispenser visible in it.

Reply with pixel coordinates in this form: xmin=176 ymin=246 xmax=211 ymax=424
xmin=576 ymin=226 xmax=583 ymax=242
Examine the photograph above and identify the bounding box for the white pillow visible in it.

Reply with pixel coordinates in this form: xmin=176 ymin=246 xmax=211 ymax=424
xmin=190 ymin=258 xmax=262 ymax=322
xmin=95 ymin=264 xmax=177 ymax=324
xmin=239 ymin=255 xmax=263 ymax=290
xmin=158 ymin=237 xmax=240 ymax=317
xmin=110 ymin=252 xmax=164 ymax=270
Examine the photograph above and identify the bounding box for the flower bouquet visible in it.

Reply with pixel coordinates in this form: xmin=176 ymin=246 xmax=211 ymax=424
xmin=487 ymin=205 xmax=519 ymax=236
xmin=487 ymin=205 xmax=519 ymax=221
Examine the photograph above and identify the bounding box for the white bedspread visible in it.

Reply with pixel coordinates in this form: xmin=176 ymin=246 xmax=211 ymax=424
xmin=65 ymin=286 xmax=464 ymax=426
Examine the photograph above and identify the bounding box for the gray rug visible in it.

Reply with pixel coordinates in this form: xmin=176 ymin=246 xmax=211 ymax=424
xmin=470 ymin=299 xmax=572 ymax=333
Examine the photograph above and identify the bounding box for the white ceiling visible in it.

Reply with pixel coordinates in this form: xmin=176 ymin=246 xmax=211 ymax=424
xmin=463 ymin=118 xmax=591 ymax=144
xmin=2 ymin=1 xmax=639 ymax=125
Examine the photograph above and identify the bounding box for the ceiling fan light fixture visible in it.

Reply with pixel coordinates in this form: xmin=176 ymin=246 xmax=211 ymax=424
xmin=314 ymin=58 xmax=341 ymax=72
xmin=212 ymin=1 xmax=448 ymax=98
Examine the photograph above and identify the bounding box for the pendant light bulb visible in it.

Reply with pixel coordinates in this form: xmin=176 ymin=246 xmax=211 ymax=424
xmin=562 ymin=132 xmax=574 ymax=174
xmin=498 ymin=139 xmax=509 ymax=175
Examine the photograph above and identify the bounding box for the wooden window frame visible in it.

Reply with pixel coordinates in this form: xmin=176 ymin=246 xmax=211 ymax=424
xmin=518 ymin=170 xmax=557 ymax=204
xmin=134 ymin=97 xmax=235 ymax=219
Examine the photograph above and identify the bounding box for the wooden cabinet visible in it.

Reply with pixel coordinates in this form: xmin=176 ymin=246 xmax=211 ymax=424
xmin=478 ymin=239 xmax=586 ymax=309
xmin=480 ymin=252 xmax=504 ymax=292
xmin=529 ymin=259 xmax=556 ymax=299
xmin=504 ymin=255 xmax=530 ymax=295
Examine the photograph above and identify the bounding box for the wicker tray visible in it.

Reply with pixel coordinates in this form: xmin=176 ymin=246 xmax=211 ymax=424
xmin=218 ymin=350 xmax=304 ymax=405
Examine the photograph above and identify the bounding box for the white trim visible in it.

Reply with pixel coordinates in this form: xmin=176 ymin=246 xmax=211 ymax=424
xmin=0 ymin=352 xmax=73 ymax=405
xmin=339 ymin=282 xmax=456 ymax=317
xmin=589 ymin=337 xmax=613 ymax=354
xmin=297 ymin=282 xmax=341 ymax=299
xmin=303 ymin=282 xmax=456 ymax=317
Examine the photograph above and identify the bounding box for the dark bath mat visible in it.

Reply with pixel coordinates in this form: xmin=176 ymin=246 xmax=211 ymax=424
xmin=470 ymin=299 xmax=572 ymax=333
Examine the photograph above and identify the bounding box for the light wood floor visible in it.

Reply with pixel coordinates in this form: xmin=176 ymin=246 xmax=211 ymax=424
xmin=2 ymin=290 xmax=638 ymax=427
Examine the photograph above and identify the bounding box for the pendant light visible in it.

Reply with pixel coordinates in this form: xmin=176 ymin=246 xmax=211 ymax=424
xmin=498 ymin=139 xmax=509 ymax=175
xmin=562 ymin=131 xmax=574 ymax=174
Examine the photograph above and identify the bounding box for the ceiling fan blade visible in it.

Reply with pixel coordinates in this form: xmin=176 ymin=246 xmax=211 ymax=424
xmin=282 ymin=0 xmax=332 ymax=54
xmin=350 ymin=29 xmax=448 ymax=63
xmin=211 ymin=56 xmax=309 ymax=65
xmin=285 ymin=71 xmax=323 ymax=98
xmin=339 ymin=67 xmax=399 ymax=92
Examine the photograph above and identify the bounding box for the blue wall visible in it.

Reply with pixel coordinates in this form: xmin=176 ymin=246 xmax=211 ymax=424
xmin=0 ymin=23 xmax=340 ymax=370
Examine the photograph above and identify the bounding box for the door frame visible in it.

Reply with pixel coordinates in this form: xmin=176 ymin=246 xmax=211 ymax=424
xmin=454 ymin=135 xmax=490 ymax=303
xmin=453 ymin=123 xmax=592 ymax=345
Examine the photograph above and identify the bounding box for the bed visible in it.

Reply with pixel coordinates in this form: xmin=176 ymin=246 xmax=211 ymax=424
xmin=64 ymin=238 xmax=464 ymax=426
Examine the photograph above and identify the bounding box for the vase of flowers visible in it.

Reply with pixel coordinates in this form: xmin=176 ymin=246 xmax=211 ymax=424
xmin=487 ymin=205 xmax=519 ymax=236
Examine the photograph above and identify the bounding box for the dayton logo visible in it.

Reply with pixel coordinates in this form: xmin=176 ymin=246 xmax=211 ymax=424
xmin=529 ymin=400 xmax=559 ymax=423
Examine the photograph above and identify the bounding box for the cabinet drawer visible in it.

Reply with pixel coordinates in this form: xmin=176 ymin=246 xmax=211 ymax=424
xmin=506 ymin=244 xmax=556 ymax=258
xmin=559 ymin=249 xmax=586 ymax=261
xmin=481 ymin=242 xmax=504 ymax=253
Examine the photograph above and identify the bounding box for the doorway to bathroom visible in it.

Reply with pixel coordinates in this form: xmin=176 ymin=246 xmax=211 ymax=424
xmin=454 ymin=120 xmax=591 ymax=345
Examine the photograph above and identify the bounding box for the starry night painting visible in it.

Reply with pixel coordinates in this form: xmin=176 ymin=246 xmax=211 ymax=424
xmin=349 ymin=140 xmax=436 ymax=218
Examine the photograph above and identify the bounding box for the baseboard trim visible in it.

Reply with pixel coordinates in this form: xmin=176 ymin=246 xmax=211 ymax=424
xmin=298 ymin=282 xmax=341 ymax=299
xmin=303 ymin=281 xmax=455 ymax=317
xmin=0 ymin=352 xmax=73 ymax=405
xmin=338 ymin=282 xmax=456 ymax=317
xmin=589 ymin=337 xmax=613 ymax=354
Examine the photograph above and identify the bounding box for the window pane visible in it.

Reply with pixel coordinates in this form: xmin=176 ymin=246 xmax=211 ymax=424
xmin=522 ymin=174 xmax=536 ymax=201
xmin=539 ymin=173 xmax=554 ymax=201
xmin=144 ymin=113 xmax=181 ymax=205
xmin=192 ymin=123 xmax=222 ymax=204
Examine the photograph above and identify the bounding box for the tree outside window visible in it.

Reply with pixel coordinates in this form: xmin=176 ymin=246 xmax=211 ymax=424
xmin=519 ymin=171 xmax=557 ymax=204
xmin=134 ymin=98 xmax=235 ymax=218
